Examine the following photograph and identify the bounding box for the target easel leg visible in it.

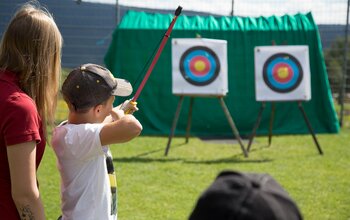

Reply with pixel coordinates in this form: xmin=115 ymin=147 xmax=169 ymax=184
xmin=185 ymin=97 xmax=194 ymax=143
xmin=247 ymin=102 xmax=266 ymax=152
xmin=297 ymin=101 xmax=323 ymax=155
xmin=218 ymin=97 xmax=248 ymax=157
xmin=165 ymin=96 xmax=185 ymax=156
xmin=268 ymin=103 xmax=276 ymax=146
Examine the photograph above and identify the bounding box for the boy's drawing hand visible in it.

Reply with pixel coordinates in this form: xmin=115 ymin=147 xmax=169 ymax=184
xmin=110 ymin=109 xmax=125 ymax=121
xmin=104 ymin=108 xmax=124 ymax=123
xmin=120 ymin=99 xmax=139 ymax=114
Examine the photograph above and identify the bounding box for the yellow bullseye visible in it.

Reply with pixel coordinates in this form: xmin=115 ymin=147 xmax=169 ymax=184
xmin=194 ymin=60 xmax=206 ymax=72
xmin=277 ymin=67 xmax=289 ymax=79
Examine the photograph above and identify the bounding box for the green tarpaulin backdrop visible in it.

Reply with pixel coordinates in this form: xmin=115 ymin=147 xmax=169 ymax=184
xmin=104 ymin=11 xmax=339 ymax=137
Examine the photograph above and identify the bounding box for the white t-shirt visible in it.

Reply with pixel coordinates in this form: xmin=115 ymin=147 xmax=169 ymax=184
xmin=52 ymin=122 xmax=117 ymax=220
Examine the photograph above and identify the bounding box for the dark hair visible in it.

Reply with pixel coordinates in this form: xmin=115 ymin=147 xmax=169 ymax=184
xmin=189 ymin=170 xmax=303 ymax=220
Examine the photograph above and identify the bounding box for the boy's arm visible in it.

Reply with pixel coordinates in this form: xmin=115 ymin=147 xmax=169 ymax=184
xmin=100 ymin=113 xmax=142 ymax=146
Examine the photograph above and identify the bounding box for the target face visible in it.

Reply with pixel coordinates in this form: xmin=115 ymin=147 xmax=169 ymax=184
xmin=179 ymin=46 xmax=220 ymax=86
xmin=172 ymin=38 xmax=228 ymax=96
xmin=255 ymin=46 xmax=311 ymax=101
xmin=263 ymin=53 xmax=303 ymax=93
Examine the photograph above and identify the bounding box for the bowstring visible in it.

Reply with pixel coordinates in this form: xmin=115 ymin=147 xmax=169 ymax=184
xmin=132 ymin=32 xmax=165 ymax=90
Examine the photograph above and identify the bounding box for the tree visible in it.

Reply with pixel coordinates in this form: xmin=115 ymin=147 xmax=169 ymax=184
xmin=324 ymin=36 xmax=350 ymax=96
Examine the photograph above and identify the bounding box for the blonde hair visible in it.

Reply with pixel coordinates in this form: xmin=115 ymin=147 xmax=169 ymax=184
xmin=0 ymin=1 xmax=62 ymax=133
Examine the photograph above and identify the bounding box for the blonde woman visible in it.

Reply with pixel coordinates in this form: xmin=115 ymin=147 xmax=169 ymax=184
xmin=0 ymin=2 xmax=62 ymax=219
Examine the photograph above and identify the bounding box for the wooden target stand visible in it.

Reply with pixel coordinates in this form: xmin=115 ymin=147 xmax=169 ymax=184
xmin=247 ymin=101 xmax=323 ymax=155
xmin=164 ymin=95 xmax=248 ymax=157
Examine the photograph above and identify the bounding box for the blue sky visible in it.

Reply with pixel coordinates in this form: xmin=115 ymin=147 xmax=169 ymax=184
xmin=83 ymin=0 xmax=348 ymax=24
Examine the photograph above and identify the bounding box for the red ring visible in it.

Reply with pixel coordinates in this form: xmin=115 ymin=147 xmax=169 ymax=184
xmin=272 ymin=63 xmax=293 ymax=83
xmin=189 ymin=56 xmax=211 ymax=76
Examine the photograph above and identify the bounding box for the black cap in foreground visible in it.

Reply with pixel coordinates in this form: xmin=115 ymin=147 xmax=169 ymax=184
xmin=189 ymin=170 xmax=303 ymax=220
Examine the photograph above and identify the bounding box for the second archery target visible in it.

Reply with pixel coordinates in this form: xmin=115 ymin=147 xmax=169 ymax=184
xmin=172 ymin=38 xmax=228 ymax=95
xmin=254 ymin=46 xmax=311 ymax=101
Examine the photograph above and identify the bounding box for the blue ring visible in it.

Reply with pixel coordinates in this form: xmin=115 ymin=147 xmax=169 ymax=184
xmin=263 ymin=53 xmax=303 ymax=93
xmin=266 ymin=57 xmax=299 ymax=89
xmin=183 ymin=50 xmax=216 ymax=82
xmin=179 ymin=46 xmax=220 ymax=86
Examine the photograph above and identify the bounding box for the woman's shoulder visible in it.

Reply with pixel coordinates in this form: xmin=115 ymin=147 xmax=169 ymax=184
xmin=0 ymin=71 xmax=36 ymax=114
xmin=2 ymin=91 xmax=37 ymax=115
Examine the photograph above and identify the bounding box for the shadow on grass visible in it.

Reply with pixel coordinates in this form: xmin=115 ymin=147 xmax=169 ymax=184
xmin=114 ymin=151 xmax=273 ymax=165
xmin=132 ymin=142 xmax=187 ymax=157
xmin=184 ymin=143 xmax=274 ymax=164
xmin=113 ymin=157 xmax=183 ymax=163
xmin=113 ymin=142 xmax=187 ymax=163
xmin=113 ymin=155 xmax=273 ymax=164
xmin=183 ymin=157 xmax=273 ymax=164
xmin=113 ymin=139 xmax=274 ymax=164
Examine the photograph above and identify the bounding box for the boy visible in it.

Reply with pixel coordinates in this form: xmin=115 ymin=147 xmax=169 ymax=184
xmin=52 ymin=63 xmax=142 ymax=220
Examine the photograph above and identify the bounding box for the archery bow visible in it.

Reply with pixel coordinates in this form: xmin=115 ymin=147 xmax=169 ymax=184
xmin=125 ymin=6 xmax=182 ymax=114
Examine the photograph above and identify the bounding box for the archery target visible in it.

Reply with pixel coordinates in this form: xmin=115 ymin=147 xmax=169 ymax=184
xmin=255 ymin=46 xmax=311 ymax=101
xmin=179 ymin=46 xmax=220 ymax=86
xmin=172 ymin=38 xmax=228 ymax=95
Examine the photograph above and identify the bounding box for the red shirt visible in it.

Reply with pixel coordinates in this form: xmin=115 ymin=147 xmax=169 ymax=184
xmin=0 ymin=70 xmax=46 ymax=219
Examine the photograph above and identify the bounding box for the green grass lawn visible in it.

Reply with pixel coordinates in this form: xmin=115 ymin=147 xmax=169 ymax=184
xmin=36 ymin=67 xmax=350 ymax=219
xmin=39 ymin=125 xmax=350 ymax=219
